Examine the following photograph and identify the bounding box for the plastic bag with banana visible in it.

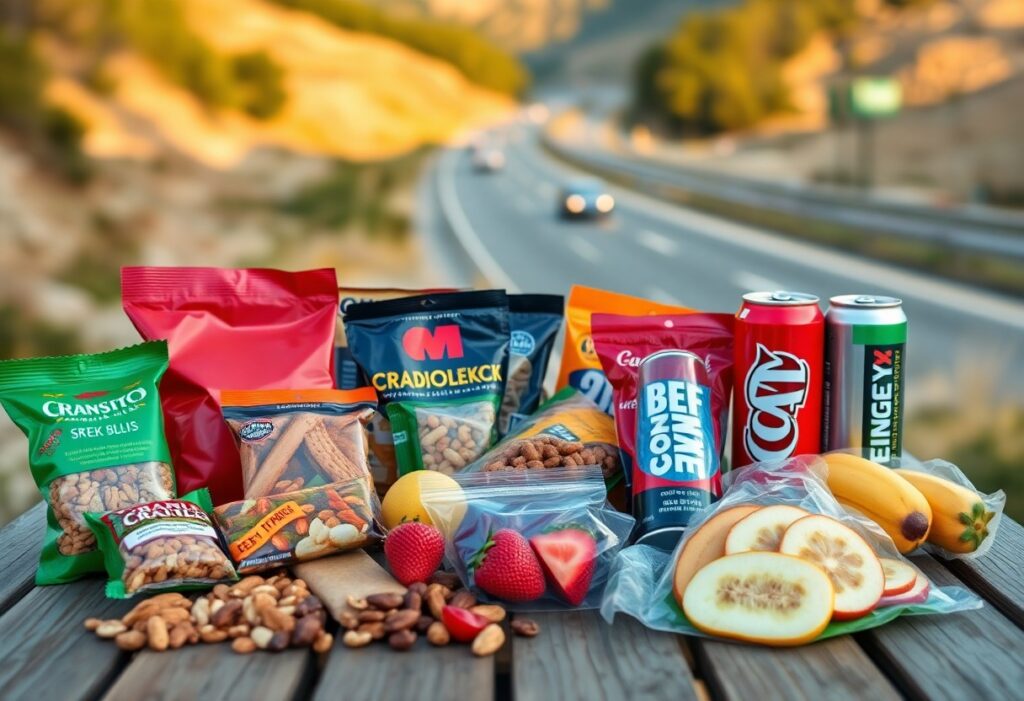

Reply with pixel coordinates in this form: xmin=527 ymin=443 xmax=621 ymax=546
xmin=600 ymin=455 xmax=982 ymax=647
xmin=822 ymin=451 xmax=1005 ymax=561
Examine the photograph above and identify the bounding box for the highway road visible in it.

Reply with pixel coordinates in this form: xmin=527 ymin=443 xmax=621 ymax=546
xmin=422 ymin=123 xmax=1024 ymax=411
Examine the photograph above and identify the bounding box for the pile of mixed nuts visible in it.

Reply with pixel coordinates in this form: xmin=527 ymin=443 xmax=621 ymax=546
xmin=84 ymin=573 xmax=333 ymax=654
xmin=340 ymin=571 xmax=540 ymax=656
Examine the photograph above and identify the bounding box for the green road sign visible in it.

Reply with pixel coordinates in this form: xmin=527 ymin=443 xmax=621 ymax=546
xmin=850 ymin=77 xmax=902 ymax=119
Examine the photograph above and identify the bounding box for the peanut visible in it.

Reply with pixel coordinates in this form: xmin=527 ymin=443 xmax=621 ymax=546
xmin=232 ymin=637 xmax=257 ymax=654
xmin=147 ymin=616 xmax=169 ymax=652
xmin=96 ymin=620 xmax=127 ymax=639
xmin=471 ymin=624 xmax=505 ymax=656
xmin=343 ymin=630 xmax=372 ymax=648
xmin=312 ymin=632 xmax=333 ymax=653
xmin=115 ymin=630 xmax=147 ymax=651
xmin=470 ymin=605 xmax=506 ymax=623
xmin=426 ymin=622 xmax=450 ymax=646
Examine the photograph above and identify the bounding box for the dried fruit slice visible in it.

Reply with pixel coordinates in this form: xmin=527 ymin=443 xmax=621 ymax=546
xmin=682 ymin=551 xmax=834 ymax=646
xmin=879 ymin=557 xmax=917 ymax=596
xmin=878 ymin=572 xmax=930 ymax=607
xmin=779 ymin=515 xmax=884 ymax=621
xmin=672 ymin=504 xmax=761 ymax=606
xmin=724 ymin=505 xmax=810 ymax=555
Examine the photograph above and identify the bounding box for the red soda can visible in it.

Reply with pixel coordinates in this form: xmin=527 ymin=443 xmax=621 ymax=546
xmin=732 ymin=291 xmax=823 ymax=468
xmin=634 ymin=350 xmax=721 ymax=549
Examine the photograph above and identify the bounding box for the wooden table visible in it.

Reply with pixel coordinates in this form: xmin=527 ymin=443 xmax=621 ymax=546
xmin=1 ymin=503 xmax=1022 ymax=701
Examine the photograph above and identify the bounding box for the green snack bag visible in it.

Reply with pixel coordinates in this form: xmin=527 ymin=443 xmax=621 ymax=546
xmin=85 ymin=488 xmax=237 ymax=598
xmin=0 ymin=341 xmax=176 ymax=584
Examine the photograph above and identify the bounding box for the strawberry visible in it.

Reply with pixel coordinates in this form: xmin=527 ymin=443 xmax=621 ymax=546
xmin=384 ymin=521 xmax=445 ymax=586
xmin=470 ymin=529 xmax=546 ymax=602
xmin=529 ymin=528 xmax=597 ymax=606
xmin=441 ymin=605 xmax=489 ymax=642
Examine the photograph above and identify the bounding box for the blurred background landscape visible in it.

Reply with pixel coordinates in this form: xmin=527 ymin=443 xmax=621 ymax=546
xmin=1 ymin=0 xmax=1022 ymax=523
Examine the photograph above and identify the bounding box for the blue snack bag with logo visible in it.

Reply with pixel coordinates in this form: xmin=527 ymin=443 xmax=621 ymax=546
xmin=344 ymin=290 xmax=511 ymax=476
xmin=499 ymin=294 xmax=564 ymax=435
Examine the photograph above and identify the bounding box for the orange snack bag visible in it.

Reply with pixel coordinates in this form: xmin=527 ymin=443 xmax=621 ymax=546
xmin=555 ymin=286 xmax=692 ymax=414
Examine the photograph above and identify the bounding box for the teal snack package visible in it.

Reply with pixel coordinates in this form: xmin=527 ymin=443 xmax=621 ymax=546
xmin=344 ymin=290 xmax=510 ymax=475
xmin=0 ymin=342 xmax=176 ymax=584
xmin=85 ymin=488 xmax=237 ymax=599
xmin=499 ymin=294 xmax=564 ymax=435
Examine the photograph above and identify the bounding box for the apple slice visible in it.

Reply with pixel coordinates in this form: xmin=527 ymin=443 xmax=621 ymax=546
xmin=779 ymin=515 xmax=885 ymax=621
xmin=682 ymin=551 xmax=834 ymax=646
xmin=673 ymin=505 xmax=761 ymax=607
xmin=878 ymin=573 xmax=930 ymax=607
xmin=879 ymin=557 xmax=917 ymax=596
xmin=725 ymin=505 xmax=810 ymax=555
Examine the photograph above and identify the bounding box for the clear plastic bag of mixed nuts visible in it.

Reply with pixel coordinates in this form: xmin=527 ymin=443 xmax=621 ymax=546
xmin=423 ymin=467 xmax=635 ymax=611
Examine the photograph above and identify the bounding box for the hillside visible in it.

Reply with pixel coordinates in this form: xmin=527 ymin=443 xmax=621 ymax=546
xmin=42 ymin=0 xmax=513 ymax=168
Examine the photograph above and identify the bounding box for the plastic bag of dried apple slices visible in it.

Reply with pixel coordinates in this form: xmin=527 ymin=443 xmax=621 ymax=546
xmin=600 ymin=456 xmax=982 ymax=646
xmin=422 ymin=466 xmax=635 ymax=611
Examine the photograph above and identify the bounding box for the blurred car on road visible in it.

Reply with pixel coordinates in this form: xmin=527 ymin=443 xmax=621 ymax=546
xmin=558 ymin=178 xmax=615 ymax=218
xmin=471 ymin=145 xmax=506 ymax=172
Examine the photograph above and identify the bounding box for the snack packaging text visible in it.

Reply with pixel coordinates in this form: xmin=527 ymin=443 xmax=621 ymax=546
xmin=344 ymin=290 xmax=510 ymax=475
xmin=592 ymin=312 xmax=734 ymax=487
xmin=0 ymin=342 xmax=176 ymax=584
xmin=556 ymin=286 xmax=691 ymax=414
xmin=85 ymin=488 xmax=237 ymax=598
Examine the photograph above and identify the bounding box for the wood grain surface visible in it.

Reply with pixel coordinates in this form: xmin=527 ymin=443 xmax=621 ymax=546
xmin=512 ymin=610 xmax=700 ymax=701
xmin=942 ymin=516 xmax=1024 ymax=628
xmin=859 ymin=556 xmax=1024 ymax=700
xmin=696 ymin=633 xmax=900 ymax=701
xmin=0 ymin=579 xmax=132 ymax=701
xmin=0 ymin=501 xmax=44 ymax=614
xmin=104 ymin=646 xmax=313 ymax=701
xmin=313 ymin=631 xmax=494 ymax=701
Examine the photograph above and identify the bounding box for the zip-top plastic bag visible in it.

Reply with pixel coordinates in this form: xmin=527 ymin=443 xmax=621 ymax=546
xmin=833 ymin=449 xmax=1006 ymax=561
xmin=600 ymin=456 xmax=981 ymax=646
xmin=423 ymin=467 xmax=635 ymax=610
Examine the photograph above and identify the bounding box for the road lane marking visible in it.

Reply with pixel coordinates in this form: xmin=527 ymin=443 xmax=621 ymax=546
xmin=437 ymin=149 xmax=519 ymax=291
xmin=732 ymin=271 xmax=783 ymax=292
xmin=567 ymin=236 xmax=602 ymax=264
xmin=611 ymin=187 xmax=1024 ymax=331
xmin=638 ymin=229 xmax=678 ymax=256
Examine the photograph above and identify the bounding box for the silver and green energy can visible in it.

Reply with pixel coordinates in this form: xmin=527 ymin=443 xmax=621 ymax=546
xmin=823 ymin=295 xmax=907 ymax=465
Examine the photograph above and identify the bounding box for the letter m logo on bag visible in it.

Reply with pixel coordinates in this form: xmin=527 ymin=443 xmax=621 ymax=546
xmin=402 ymin=325 xmax=464 ymax=361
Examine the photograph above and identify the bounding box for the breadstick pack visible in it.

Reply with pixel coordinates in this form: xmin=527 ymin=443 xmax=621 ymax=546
xmin=217 ymin=388 xmax=383 ymax=573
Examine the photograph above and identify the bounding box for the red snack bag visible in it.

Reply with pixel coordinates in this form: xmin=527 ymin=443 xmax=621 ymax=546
xmin=122 ymin=267 xmax=338 ymax=504
xmin=592 ymin=313 xmax=735 ymax=482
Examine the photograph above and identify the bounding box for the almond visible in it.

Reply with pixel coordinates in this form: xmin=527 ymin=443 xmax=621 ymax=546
xmin=426 ymin=621 xmax=450 ymax=646
xmin=232 ymin=637 xmax=257 ymax=654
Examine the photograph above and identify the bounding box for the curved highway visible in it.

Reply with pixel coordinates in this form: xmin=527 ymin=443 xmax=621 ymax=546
xmin=422 ymin=122 xmax=1024 ymax=407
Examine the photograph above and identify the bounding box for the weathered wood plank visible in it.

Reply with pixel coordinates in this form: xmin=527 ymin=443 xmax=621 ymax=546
xmin=104 ymin=646 xmax=313 ymax=701
xmin=0 ymin=579 xmax=132 ymax=701
xmin=695 ymin=633 xmax=900 ymax=701
xmin=0 ymin=501 xmax=44 ymax=615
xmin=513 ymin=610 xmax=700 ymax=701
xmin=941 ymin=517 xmax=1024 ymax=629
xmin=859 ymin=556 xmax=1024 ymax=700
xmin=312 ymin=629 xmax=494 ymax=701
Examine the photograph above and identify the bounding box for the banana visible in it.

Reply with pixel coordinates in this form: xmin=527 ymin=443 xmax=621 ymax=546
xmin=822 ymin=453 xmax=931 ymax=554
xmin=894 ymin=469 xmax=995 ymax=553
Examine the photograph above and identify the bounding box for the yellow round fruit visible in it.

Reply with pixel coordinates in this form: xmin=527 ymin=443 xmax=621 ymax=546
xmin=381 ymin=470 xmax=463 ymax=530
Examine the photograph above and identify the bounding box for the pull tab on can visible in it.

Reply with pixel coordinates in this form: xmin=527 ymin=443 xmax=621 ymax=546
xmin=633 ymin=350 xmax=722 ymax=550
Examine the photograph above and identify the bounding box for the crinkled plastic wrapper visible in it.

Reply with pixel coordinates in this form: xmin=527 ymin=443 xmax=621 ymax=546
xmin=600 ymin=456 xmax=982 ymax=643
xmin=423 ymin=467 xmax=635 ymax=611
